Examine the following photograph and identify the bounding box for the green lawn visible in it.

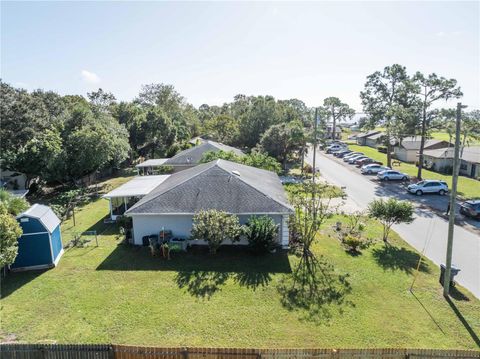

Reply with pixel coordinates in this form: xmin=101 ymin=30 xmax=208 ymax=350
xmin=1 ymin=177 xmax=479 ymax=348
xmin=347 ymin=144 xmax=480 ymax=199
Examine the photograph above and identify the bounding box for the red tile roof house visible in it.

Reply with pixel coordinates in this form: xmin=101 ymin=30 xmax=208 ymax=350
xmin=393 ymin=136 xmax=451 ymax=163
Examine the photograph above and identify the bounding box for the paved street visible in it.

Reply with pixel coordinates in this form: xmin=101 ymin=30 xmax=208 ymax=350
xmin=306 ymin=148 xmax=480 ymax=299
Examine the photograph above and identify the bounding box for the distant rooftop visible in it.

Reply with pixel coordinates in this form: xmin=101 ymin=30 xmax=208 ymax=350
xmin=102 ymin=175 xmax=170 ymax=198
xmin=423 ymin=146 xmax=480 ymax=164
xmin=135 ymin=159 xmax=168 ymax=168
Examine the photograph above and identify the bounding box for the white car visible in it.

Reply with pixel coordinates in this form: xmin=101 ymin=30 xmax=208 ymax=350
xmin=361 ymin=164 xmax=391 ymax=175
xmin=377 ymin=170 xmax=409 ymax=181
xmin=348 ymin=155 xmax=368 ymax=164
xmin=407 ymin=180 xmax=449 ymax=196
xmin=343 ymin=152 xmax=363 ymax=162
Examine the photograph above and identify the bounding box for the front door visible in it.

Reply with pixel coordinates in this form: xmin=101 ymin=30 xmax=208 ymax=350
xmin=471 ymin=164 xmax=477 ymax=178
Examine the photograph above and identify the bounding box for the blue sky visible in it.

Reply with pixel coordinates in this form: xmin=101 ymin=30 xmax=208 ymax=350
xmin=1 ymin=1 xmax=478 ymax=111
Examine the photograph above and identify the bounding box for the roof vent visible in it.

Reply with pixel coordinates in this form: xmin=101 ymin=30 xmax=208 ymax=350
xmin=231 ymin=170 xmax=241 ymax=177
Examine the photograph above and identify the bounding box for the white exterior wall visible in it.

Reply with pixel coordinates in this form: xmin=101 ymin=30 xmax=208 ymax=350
xmin=131 ymin=213 xmax=288 ymax=246
xmin=394 ymin=147 xmax=417 ymax=163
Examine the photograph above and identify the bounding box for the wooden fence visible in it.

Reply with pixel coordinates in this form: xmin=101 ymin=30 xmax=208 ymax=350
xmin=1 ymin=344 xmax=479 ymax=359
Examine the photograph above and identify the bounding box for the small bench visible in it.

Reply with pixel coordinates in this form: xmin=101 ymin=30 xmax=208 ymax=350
xmin=392 ymin=160 xmax=401 ymax=166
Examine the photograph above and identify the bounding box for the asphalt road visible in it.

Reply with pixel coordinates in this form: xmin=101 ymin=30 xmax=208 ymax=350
xmin=306 ymin=148 xmax=480 ymax=299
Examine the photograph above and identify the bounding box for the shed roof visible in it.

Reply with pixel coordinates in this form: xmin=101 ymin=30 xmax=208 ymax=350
xmin=18 ymin=204 xmax=61 ymax=233
xmin=135 ymin=159 xmax=168 ymax=168
xmin=103 ymin=175 xmax=170 ymax=198
xmin=366 ymin=132 xmax=385 ymax=140
xmin=126 ymin=159 xmax=293 ymax=215
xmin=164 ymin=141 xmax=244 ymax=166
xmin=423 ymin=146 xmax=480 ymax=164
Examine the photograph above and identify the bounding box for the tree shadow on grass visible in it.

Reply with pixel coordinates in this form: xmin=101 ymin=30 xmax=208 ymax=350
xmin=1 ymin=269 xmax=47 ymax=298
xmin=277 ymin=254 xmax=353 ymax=324
xmin=97 ymin=244 xmax=291 ymax=299
xmin=372 ymin=245 xmax=430 ymax=275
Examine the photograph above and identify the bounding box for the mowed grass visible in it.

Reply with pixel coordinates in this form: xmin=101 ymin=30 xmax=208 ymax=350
xmin=1 ymin=177 xmax=480 ymax=348
xmin=347 ymin=144 xmax=480 ymax=199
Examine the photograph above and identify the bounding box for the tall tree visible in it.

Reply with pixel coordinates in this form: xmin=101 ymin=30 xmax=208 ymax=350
xmin=144 ymin=108 xmax=176 ymax=157
xmin=203 ymin=115 xmax=239 ymax=145
xmin=360 ymin=64 xmax=416 ymax=167
xmin=413 ymin=73 xmax=462 ymax=179
xmin=259 ymin=120 xmax=305 ymax=168
xmin=322 ymin=97 xmax=355 ymax=140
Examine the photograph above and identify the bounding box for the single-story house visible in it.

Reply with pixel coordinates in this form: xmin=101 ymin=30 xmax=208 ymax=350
xmin=423 ymin=146 xmax=480 ymax=179
xmin=394 ymin=136 xmax=451 ymax=163
xmin=1 ymin=167 xmax=29 ymax=197
xmin=356 ymin=131 xmax=381 ymax=145
xmin=126 ymin=159 xmax=294 ymax=248
xmin=364 ymin=132 xmax=386 ymax=148
xmin=325 ymin=123 xmax=342 ymax=140
xmin=12 ymin=204 xmax=63 ymax=271
xmin=135 ymin=140 xmax=244 ymax=174
xmin=103 ymin=175 xmax=170 ymax=220
xmin=135 ymin=159 xmax=169 ymax=175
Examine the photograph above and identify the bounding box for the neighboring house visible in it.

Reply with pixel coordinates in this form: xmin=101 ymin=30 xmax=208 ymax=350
xmin=325 ymin=123 xmax=342 ymax=139
xmin=423 ymin=146 xmax=480 ymax=179
xmin=12 ymin=204 xmax=63 ymax=271
xmin=135 ymin=159 xmax=168 ymax=175
xmin=126 ymin=159 xmax=293 ymax=248
xmin=188 ymin=136 xmax=206 ymax=146
xmin=394 ymin=136 xmax=451 ymax=163
xmin=103 ymin=175 xmax=170 ymax=220
xmin=0 ymin=167 xmax=29 ymax=197
xmin=135 ymin=140 xmax=244 ymax=174
xmin=364 ymin=132 xmax=385 ymax=148
xmin=355 ymin=130 xmax=381 ymax=145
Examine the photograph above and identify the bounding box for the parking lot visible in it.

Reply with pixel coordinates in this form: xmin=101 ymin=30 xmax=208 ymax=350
xmin=322 ymin=143 xmax=480 ymax=231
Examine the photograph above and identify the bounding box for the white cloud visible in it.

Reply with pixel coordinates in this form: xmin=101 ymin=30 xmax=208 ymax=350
xmin=81 ymin=70 xmax=100 ymax=84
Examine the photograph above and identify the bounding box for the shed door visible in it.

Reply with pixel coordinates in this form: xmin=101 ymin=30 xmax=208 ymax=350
xmin=11 ymin=233 xmax=52 ymax=269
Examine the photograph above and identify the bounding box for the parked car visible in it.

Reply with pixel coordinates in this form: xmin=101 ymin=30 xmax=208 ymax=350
xmin=355 ymin=158 xmax=382 ymax=167
xmin=343 ymin=152 xmax=363 ymax=162
xmin=460 ymin=200 xmax=480 ymax=220
xmin=377 ymin=170 xmax=409 ymax=181
xmin=326 ymin=144 xmax=347 ymax=154
xmin=348 ymin=155 xmax=368 ymax=164
xmin=335 ymin=150 xmax=352 ymax=158
xmin=361 ymin=164 xmax=391 ymax=175
xmin=407 ymin=180 xmax=448 ymax=196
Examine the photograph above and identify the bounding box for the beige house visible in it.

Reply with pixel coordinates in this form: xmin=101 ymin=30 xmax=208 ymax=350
xmin=394 ymin=136 xmax=450 ymax=163
xmin=423 ymin=146 xmax=480 ymax=179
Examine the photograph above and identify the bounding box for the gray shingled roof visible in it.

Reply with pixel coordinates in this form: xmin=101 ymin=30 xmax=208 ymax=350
xmin=164 ymin=141 xmax=244 ymax=166
xmin=356 ymin=130 xmax=381 ymax=139
xmin=424 ymin=146 xmax=480 ymax=164
xmin=400 ymin=136 xmax=450 ymax=150
xmin=126 ymin=159 xmax=293 ymax=215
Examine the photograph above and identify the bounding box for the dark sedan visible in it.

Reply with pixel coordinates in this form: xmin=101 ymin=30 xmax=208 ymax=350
xmin=355 ymin=158 xmax=383 ymax=167
xmin=460 ymin=200 xmax=480 ymax=220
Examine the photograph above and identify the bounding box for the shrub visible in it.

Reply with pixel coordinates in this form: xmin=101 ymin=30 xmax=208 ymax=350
xmin=244 ymin=216 xmax=279 ymax=254
xmin=191 ymin=210 xmax=243 ymax=254
xmin=303 ymin=164 xmax=313 ymax=174
xmin=368 ymin=198 xmax=414 ymax=243
xmin=342 ymin=234 xmax=364 ymax=253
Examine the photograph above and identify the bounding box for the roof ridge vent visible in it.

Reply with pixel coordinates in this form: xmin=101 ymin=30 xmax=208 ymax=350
xmin=231 ymin=170 xmax=241 ymax=177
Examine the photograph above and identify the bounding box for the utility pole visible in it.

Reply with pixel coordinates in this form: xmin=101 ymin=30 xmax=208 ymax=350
xmin=312 ymin=107 xmax=318 ymax=183
xmin=443 ymin=102 xmax=462 ymax=297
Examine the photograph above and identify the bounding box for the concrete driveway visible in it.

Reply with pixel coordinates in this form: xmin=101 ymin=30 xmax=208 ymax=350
xmin=306 ymin=147 xmax=480 ymax=299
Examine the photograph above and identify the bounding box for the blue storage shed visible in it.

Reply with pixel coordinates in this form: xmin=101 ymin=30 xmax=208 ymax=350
xmin=11 ymin=204 xmax=64 ymax=271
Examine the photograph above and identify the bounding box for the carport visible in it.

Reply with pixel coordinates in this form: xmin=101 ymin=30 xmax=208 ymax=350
xmin=103 ymin=175 xmax=170 ymax=220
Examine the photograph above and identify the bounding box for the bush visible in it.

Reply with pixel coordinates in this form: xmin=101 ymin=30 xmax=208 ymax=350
xmin=303 ymin=164 xmax=313 ymax=174
xmin=244 ymin=216 xmax=279 ymax=254
xmin=341 ymin=234 xmax=371 ymax=254
xmin=191 ymin=210 xmax=243 ymax=254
